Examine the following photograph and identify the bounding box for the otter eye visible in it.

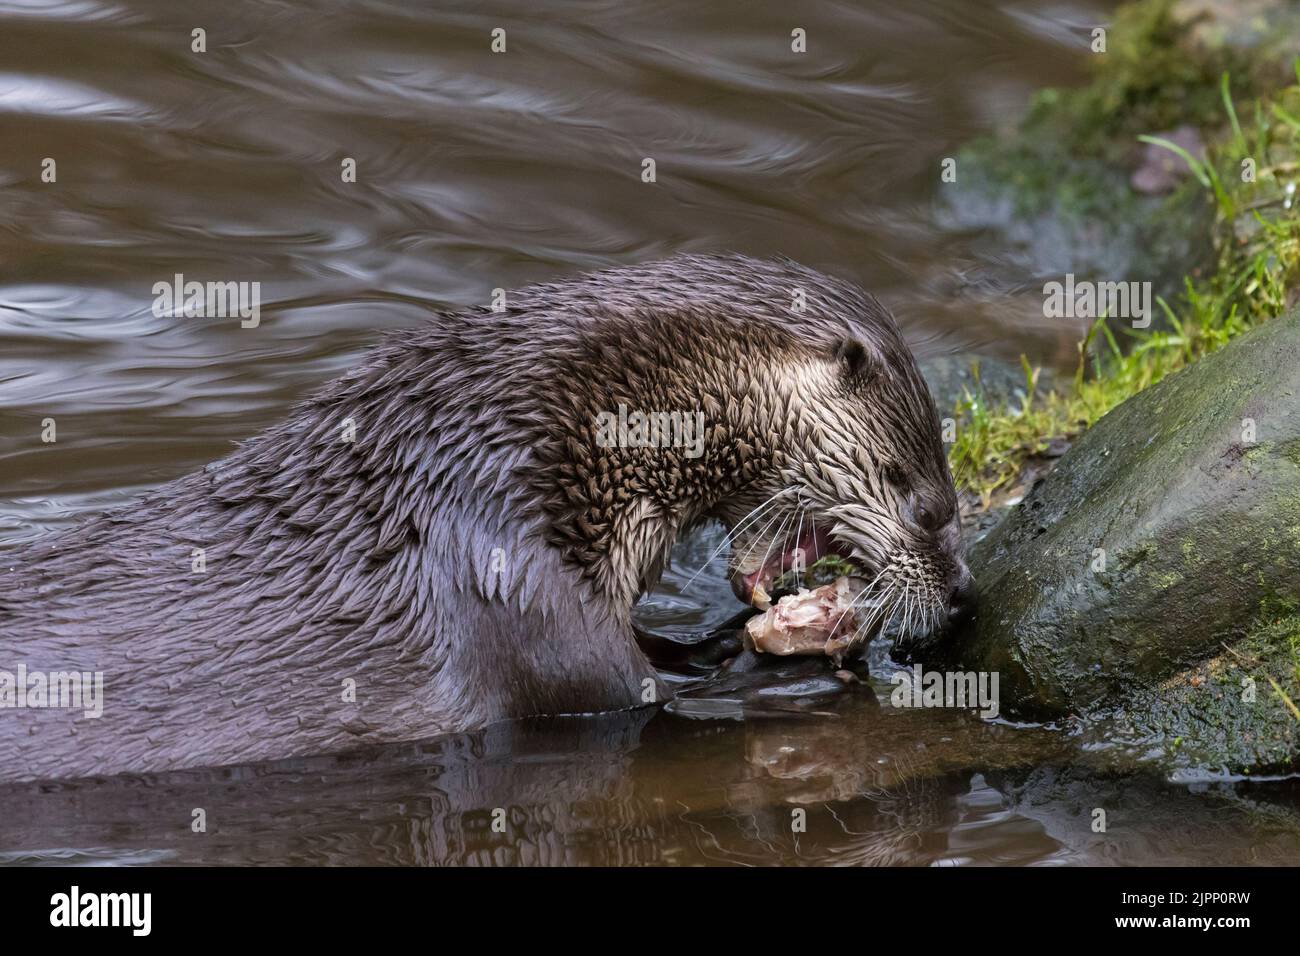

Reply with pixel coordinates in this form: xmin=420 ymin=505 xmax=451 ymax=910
xmin=912 ymin=498 xmax=946 ymax=532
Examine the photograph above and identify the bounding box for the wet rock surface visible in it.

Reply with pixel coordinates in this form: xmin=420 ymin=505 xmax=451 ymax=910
xmin=941 ymin=308 xmax=1300 ymax=771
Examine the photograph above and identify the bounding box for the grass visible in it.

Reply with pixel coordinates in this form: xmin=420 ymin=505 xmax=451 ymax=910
xmin=949 ymin=67 xmax=1300 ymax=507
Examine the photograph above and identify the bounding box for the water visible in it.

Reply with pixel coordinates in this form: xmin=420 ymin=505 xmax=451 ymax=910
xmin=1 ymin=0 xmax=1298 ymax=865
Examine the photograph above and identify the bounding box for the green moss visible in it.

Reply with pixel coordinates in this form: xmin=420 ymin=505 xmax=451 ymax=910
xmin=1245 ymin=443 xmax=1274 ymax=465
xmin=1276 ymin=437 xmax=1300 ymax=469
xmin=1125 ymin=611 xmax=1300 ymax=771
xmin=1121 ymin=541 xmax=1157 ymax=565
xmin=1025 ymin=0 xmax=1242 ymax=156
xmin=1153 ymin=571 xmax=1183 ymax=590
xmin=1235 ymin=613 xmax=1300 ymax=721
xmin=958 ymin=0 xmax=1248 ymax=224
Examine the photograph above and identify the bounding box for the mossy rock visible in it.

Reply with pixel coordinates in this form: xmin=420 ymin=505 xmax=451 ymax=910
xmin=943 ymin=307 xmax=1300 ymax=773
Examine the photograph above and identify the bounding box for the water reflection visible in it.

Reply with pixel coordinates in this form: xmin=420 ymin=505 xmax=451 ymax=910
xmin=3 ymin=695 xmax=1298 ymax=866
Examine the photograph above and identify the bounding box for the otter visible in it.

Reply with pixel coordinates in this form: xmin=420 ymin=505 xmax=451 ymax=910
xmin=0 ymin=254 xmax=971 ymax=782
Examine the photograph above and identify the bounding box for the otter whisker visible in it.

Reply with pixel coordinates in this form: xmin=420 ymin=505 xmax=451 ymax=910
xmin=734 ymin=503 xmax=803 ymax=602
xmin=849 ymin=581 xmax=906 ymax=648
xmin=720 ymin=488 xmax=793 ymax=547
xmin=755 ymin=502 xmax=803 ymax=583
xmin=903 ymin=580 xmax=920 ymax=641
xmin=915 ymin=586 xmax=932 ymax=639
xmin=846 ymin=575 xmax=902 ymax=643
xmin=911 ymin=596 xmax=925 ymax=641
xmin=885 ymin=580 xmax=912 ymax=644
xmin=792 ymin=500 xmax=808 ymax=572
xmin=680 ymin=487 xmax=791 ymax=590
xmin=829 ymin=564 xmax=891 ymax=636
xmin=739 ymin=493 xmax=809 ymax=578
xmin=845 ymin=565 xmax=890 ymax=609
xmin=731 ymin=502 xmax=791 ymax=574
xmin=896 ymin=580 xmax=911 ymax=641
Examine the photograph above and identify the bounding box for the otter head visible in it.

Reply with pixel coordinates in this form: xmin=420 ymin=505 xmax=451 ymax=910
xmin=529 ymin=258 xmax=970 ymax=655
xmin=715 ymin=321 xmax=973 ymax=653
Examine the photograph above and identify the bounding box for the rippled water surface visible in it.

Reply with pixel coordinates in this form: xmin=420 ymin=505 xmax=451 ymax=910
xmin=2 ymin=0 xmax=1299 ymax=865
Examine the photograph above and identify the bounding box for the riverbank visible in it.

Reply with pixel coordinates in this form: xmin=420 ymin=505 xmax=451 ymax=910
xmin=936 ymin=0 xmax=1300 ymax=767
xmin=946 ymin=0 xmax=1300 ymax=509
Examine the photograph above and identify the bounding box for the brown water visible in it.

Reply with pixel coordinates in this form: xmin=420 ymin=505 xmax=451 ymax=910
xmin=2 ymin=0 xmax=1299 ymax=865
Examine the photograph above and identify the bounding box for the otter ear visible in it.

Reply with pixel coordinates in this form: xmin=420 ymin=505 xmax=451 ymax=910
xmin=833 ymin=336 xmax=879 ymax=386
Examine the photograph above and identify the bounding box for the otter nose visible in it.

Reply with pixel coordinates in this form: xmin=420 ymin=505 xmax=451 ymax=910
xmin=946 ymin=573 xmax=976 ymax=627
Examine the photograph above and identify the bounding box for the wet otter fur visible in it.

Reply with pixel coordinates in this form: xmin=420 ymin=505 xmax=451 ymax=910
xmin=0 ymin=254 xmax=968 ymax=782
